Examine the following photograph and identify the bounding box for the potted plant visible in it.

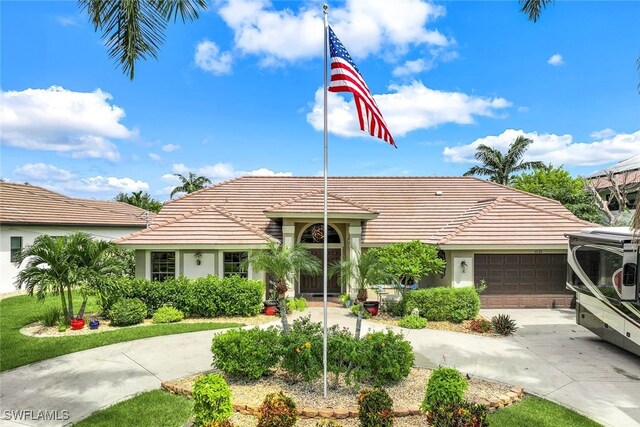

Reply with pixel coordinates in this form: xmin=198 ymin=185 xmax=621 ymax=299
xmin=263 ymin=286 xmax=279 ymax=316
xmin=339 ymin=293 xmax=352 ymax=308
xmin=89 ymin=317 xmax=100 ymax=330
xmin=57 ymin=321 xmax=67 ymax=333
xmin=363 ymin=300 xmax=380 ymax=316
xmin=70 ymin=317 xmax=85 ymax=330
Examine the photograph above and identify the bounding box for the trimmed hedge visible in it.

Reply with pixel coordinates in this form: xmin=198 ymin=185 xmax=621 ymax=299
xmin=102 ymin=275 xmax=264 ymax=318
xmin=403 ymin=287 xmax=480 ymax=322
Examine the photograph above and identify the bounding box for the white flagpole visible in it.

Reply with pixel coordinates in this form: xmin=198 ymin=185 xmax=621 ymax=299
xmin=322 ymin=3 xmax=329 ymax=398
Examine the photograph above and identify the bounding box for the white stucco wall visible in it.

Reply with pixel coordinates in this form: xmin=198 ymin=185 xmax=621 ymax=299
xmin=1 ymin=225 xmax=143 ymax=294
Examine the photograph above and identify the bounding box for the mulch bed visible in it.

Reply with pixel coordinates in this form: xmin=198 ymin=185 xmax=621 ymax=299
xmin=368 ymin=313 xmax=498 ymax=336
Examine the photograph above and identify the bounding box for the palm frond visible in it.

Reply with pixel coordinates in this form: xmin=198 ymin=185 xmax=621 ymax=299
xmin=519 ymin=0 xmax=554 ymax=23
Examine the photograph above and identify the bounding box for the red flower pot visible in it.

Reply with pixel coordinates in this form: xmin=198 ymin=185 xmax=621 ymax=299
xmin=264 ymin=306 xmax=277 ymax=316
xmin=363 ymin=301 xmax=380 ymax=316
xmin=70 ymin=319 xmax=85 ymax=330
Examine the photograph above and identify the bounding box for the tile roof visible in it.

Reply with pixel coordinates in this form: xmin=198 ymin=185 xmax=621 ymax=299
xmin=0 ymin=182 xmax=151 ymax=227
xmin=265 ymin=190 xmax=377 ymax=215
xmin=117 ymin=176 xmax=594 ymax=246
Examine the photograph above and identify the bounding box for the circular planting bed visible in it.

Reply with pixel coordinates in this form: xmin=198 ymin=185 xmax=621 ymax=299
xmin=164 ymin=367 xmax=524 ymax=426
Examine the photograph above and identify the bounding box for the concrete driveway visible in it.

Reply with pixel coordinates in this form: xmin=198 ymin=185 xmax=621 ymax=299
xmin=0 ymin=308 xmax=638 ymax=426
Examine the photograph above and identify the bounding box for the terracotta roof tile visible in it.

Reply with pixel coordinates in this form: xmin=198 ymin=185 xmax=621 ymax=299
xmin=265 ymin=189 xmax=377 ymax=214
xmin=0 ymin=182 xmax=151 ymax=227
xmin=119 ymin=176 xmax=593 ymax=246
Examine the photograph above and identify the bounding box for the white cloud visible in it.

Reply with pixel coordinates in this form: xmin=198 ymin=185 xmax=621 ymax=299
xmin=590 ymin=128 xmax=617 ymax=139
xmin=161 ymin=143 xmax=181 ymax=152
xmin=218 ymin=0 xmax=450 ymax=66
xmin=1 ymin=86 xmax=136 ymax=161
xmin=393 ymin=58 xmax=433 ymax=76
xmin=195 ymin=40 xmax=233 ymax=75
xmin=149 ymin=153 xmax=162 ymax=161
xmin=56 ymin=16 xmax=80 ymax=27
xmin=159 ymin=162 xmax=292 ymax=195
xmin=307 ymin=81 xmax=511 ymax=138
xmin=12 ymin=162 xmax=148 ymax=194
xmin=442 ymin=129 xmax=640 ymax=167
xmin=14 ymin=163 xmax=76 ymax=181
xmin=547 ymin=53 xmax=564 ymax=66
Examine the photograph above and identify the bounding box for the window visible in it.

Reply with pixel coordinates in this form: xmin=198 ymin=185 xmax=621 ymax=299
xmin=300 ymin=224 xmax=340 ymax=243
xmin=10 ymin=237 xmax=22 ymax=262
xmin=224 ymin=252 xmax=248 ymax=277
xmin=151 ymin=252 xmax=175 ymax=281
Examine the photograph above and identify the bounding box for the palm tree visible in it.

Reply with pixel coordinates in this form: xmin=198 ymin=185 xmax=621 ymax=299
xmin=329 ymin=249 xmax=392 ymax=339
xmin=15 ymin=233 xmax=126 ymax=322
xmin=79 ymin=0 xmax=208 ymax=80
xmin=115 ymin=191 xmax=163 ymax=213
xmin=246 ymin=242 xmax=321 ymax=333
xmin=463 ymin=135 xmax=545 ymax=185
xmin=170 ymin=172 xmax=212 ymax=198
xmin=519 ymin=0 xmax=554 ymax=22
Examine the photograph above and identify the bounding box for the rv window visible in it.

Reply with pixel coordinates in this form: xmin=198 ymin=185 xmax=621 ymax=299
xmin=623 ymin=263 xmax=637 ymax=286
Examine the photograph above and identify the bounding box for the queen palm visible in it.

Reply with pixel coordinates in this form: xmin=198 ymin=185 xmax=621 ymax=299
xmin=246 ymin=242 xmax=320 ymax=333
xmin=80 ymin=0 xmax=207 ymax=79
xmin=329 ymin=249 xmax=392 ymax=339
xmin=463 ymin=135 xmax=545 ymax=185
xmin=170 ymin=172 xmax=212 ymax=198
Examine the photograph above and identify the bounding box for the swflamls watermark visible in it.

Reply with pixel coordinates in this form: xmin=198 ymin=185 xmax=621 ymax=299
xmin=3 ymin=409 xmax=70 ymax=421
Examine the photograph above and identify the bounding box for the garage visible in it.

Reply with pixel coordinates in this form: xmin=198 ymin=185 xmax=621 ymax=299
xmin=474 ymin=254 xmax=575 ymax=308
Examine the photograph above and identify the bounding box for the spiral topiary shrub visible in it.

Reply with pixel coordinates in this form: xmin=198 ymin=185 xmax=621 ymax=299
xmin=256 ymin=392 xmax=297 ymax=427
xmin=421 ymin=366 xmax=468 ymax=412
xmin=358 ymin=388 xmax=394 ymax=427
xmin=192 ymin=374 xmax=233 ymax=426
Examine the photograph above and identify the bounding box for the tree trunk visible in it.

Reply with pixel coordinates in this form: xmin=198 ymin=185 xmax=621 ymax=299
xmin=77 ymin=296 xmax=88 ymax=318
xmin=66 ymin=285 xmax=74 ymax=320
xmin=354 ymin=302 xmax=364 ymax=340
xmin=60 ymin=289 xmax=69 ymax=323
xmin=279 ymin=297 xmax=289 ymax=333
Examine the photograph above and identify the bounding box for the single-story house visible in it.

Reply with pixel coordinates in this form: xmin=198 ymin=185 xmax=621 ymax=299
xmin=116 ymin=176 xmax=594 ymax=309
xmin=0 ymin=182 xmax=151 ymax=294
xmin=586 ymin=154 xmax=640 ymax=213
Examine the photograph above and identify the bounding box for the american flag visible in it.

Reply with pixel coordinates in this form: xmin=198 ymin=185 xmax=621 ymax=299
xmin=328 ymin=26 xmax=395 ymax=147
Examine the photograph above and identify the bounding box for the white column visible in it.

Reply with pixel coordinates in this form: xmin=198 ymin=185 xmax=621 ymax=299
xmin=282 ymin=223 xmax=296 ymax=297
xmin=348 ymin=224 xmax=362 ymax=297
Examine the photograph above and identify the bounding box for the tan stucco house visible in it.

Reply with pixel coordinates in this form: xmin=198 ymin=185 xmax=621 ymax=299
xmin=0 ymin=182 xmax=151 ymax=294
xmin=116 ymin=176 xmax=594 ymax=309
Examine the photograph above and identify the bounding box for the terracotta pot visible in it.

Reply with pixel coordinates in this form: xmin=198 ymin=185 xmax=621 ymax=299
xmin=363 ymin=301 xmax=380 ymax=316
xmin=263 ymin=301 xmax=278 ymax=316
xmin=70 ymin=319 xmax=85 ymax=330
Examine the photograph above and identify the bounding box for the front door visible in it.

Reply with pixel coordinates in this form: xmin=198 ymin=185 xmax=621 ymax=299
xmin=299 ymin=248 xmax=342 ymax=295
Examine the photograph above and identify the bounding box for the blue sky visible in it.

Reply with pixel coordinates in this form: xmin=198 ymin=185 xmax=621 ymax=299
xmin=1 ymin=0 xmax=639 ymax=200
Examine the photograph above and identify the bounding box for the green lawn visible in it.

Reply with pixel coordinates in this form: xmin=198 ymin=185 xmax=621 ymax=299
xmin=72 ymin=391 xmax=601 ymax=427
xmin=0 ymin=293 xmax=242 ymax=372
xmin=489 ymin=396 xmax=602 ymax=427
xmin=73 ymin=390 xmax=192 ymax=427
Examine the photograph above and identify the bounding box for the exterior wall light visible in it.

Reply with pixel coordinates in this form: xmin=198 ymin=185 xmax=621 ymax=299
xmin=194 ymin=251 xmax=202 ymax=266
xmin=460 ymin=260 xmax=468 ymax=273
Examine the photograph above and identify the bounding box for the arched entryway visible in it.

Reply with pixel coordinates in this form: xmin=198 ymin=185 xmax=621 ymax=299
xmin=298 ymin=223 xmax=342 ymax=295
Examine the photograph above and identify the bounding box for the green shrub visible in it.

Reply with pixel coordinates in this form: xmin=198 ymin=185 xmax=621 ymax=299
xmin=40 ymin=305 xmax=62 ymax=327
xmin=404 ymin=287 xmax=480 ymax=322
xmin=358 ymin=388 xmax=394 ymax=427
xmin=286 ymin=297 xmax=308 ymax=312
xmin=211 ymin=327 xmax=280 ymax=379
xmin=327 ymin=325 xmax=357 ymax=387
xmin=398 ymin=314 xmax=427 ymax=329
xmin=492 ymin=314 xmax=518 ymax=336
xmin=115 ymin=275 xmax=265 ymax=318
xmin=348 ymin=330 xmax=414 ymax=387
xmin=110 ymin=298 xmax=147 ymax=326
xmin=280 ymin=317 xmax=323 ymax=382
xmin=421 ymin=366 xmax=468 ymax=411
xmin=192 ymin=374 xmax=233 ymax=425
xmin=350 ymin=303 xmax=372 ymax=318
xmin=426 ymin=401 xmax=489 ymax=427
xmin=256 ymin=392 xmax=297 ymax=427
xmin=382 ymin=297 xmax=406 ymax=317
xmin=470 ymin=318 xmax=493 ymax=333
xmin=152 ymin=306 xmax=184 ymax=324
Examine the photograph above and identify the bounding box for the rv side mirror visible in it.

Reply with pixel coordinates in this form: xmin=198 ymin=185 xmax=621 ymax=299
xmin=620 ymin=263 xmax=638 ymax=301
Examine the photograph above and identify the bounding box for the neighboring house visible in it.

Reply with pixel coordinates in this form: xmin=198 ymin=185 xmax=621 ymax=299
xmin=0 ymin=182 xmax=151 ymax=294
xmin=116 ymin=176 xmax=594 ymax=309
xmin=586 ymin=155 xmax=640 ymax=215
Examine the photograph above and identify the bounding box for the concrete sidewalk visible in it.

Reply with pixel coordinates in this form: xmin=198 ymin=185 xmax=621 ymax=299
xmin=0 ymin=308 xmax=638 ymax=426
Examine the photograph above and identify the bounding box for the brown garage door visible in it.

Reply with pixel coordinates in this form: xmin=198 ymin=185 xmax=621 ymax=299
xmin=474 ymin=254 xmax=574 ymax=308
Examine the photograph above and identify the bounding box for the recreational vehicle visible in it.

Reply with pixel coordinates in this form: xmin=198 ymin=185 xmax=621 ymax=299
xmin=566 ymin=227 xmax=640 ymax=356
